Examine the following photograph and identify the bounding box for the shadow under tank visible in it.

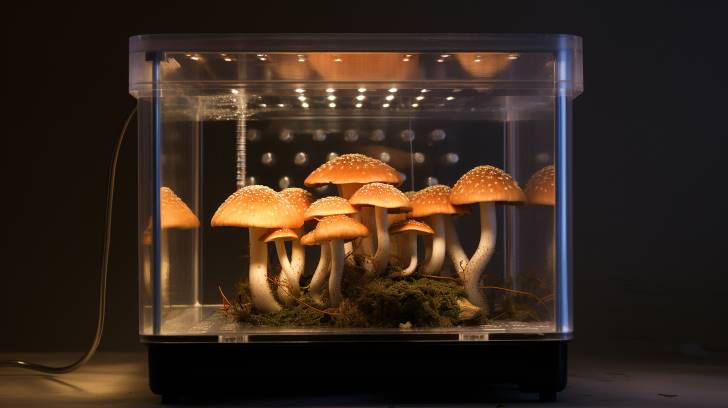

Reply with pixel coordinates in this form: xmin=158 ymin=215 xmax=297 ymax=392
xmin=130 ymin=33 xmax=582 ymax=403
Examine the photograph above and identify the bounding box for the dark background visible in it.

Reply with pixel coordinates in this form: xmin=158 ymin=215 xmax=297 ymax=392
xmin=1 ymin=1 xmax=726 ymax=360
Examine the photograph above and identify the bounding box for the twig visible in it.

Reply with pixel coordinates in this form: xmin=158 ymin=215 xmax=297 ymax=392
xmin=480 ymin=285 xmax=551 ymax=314
xmin=420 ymin=274 xmax=461 ymax=282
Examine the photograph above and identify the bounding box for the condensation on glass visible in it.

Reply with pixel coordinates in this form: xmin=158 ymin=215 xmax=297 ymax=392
xmin=129 ymin=34 xmax=583 ymax=342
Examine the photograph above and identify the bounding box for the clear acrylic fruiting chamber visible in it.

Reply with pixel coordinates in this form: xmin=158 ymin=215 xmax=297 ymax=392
xmin=129 ymin=34 xmax=582 ymax=343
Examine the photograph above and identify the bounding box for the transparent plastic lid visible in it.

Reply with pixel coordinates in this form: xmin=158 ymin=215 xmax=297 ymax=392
xmin=129 ymin=33 xmax=583 ymax=98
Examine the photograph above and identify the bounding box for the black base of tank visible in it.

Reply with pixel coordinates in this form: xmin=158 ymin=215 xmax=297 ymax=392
xmin=147 ymin=340 xmax=568 ymax=403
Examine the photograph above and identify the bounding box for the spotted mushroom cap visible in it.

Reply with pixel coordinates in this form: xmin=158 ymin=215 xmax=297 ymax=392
xmin=300 ymin=231 xmax=317 ymax=246
xmin=280 ymin=188 xmax=313 ymax=218
xmin=389 ymin=219 xmax=435 ymax=235
xmin=524 ymin=165 xmax=555 ymax=206
xmin=310 ymin=215 xmax=369 ymax=242
xmin=349 ymin=183 xmax=411 ymax=211
xmin=304 ymin=153 xmax=403 ymax=187
xmin=160 ymin=187 xmax=200 ymax=229
xmin=450 ymin=165 xmax=526 ymax=205
xmin=211 ymin=185 xmax=304 ymax=229
xmin=261 ymin=228 xmax=299 ymax=243
xmin=410 ymin=185 xmax=461 ymax=217
xmin=304 ymin=196 xmax=358 ymax=220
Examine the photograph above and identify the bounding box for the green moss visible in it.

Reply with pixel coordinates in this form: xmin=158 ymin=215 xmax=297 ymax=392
xmin=229 ymin=263 xmax=482 ymax=328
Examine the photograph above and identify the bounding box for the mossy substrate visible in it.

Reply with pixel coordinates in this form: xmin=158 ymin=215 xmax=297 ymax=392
xmin=229 ymin=259 xmax=484 ymax=328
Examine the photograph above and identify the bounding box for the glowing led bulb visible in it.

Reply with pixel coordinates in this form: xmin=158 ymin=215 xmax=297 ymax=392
xmin=356 ymin=94 xmax=366 ymax=101
xmin=245 ymin=176 xmax=257 ymax=186
xmin=508 ymin=53 xmax=519 ymax=60
xmin=426 ymin=176 xmax=439 ymax=186
xmin=388 ymin=87 xmax=398 ymax=93
xmin=430 ymin=129 xmax=446 ymax=141
xmin=327 ymin=95 xmax=337 ymax=101
xmin=259 ymin=103 xmax=267 ymax=108
xmin=294 ymin=152 xmax=308 ymax=166
xmin=444 ymin=152 xmax=460 ymax=164
xmin=279 ymin=129 xmax=294 ymax=142
xmin=261 ymin=152 xmax=275 ymax=165
xmin=379 ymin=152 xmax=391 ymax=163
xmin=344 ymin=130 xmax=359 ymax=142
xmin=446 ymin=96 xmax=455 ymax=101
xmin=328 ymin=102 xmax=336 ymax=108
xmin=313 ymin=129 xmax=327 ymax=142
xmin=400 ymin=129 xmax=415 ymax=142
xmin=224 ymin=57 xmax=233 ymax=62
xmin=382 ymin=103 xmax=390 ymax=108
xmin=334 ymin=58 xmax=342 ymax=62
xmin=436 ymin=58 xmax=444 ymax=63
xmin=357 ymin=87 xmax=367 ymax=93
xmin=301 ymin=102 xmax=310 ymax=108
xmin=325 ymin=88 xmax=335 ymax=93
xmin=295 ymin=88 xmax=305 ymax=93
xmin=231 ymin=89 xmax=239 ymax=94
xmin=278 ymin=176 xmax=291 ymax=189
xmin=370 ymin=129 xmax=385 ymax=142
xmin=326 ymin=152 xmax=339 ymax=161
xmin=277 ymin=103 xmax=286 ymax=107
xmin=355 ymin=103 xmax=363 ymax=108
xmin=415 ymin=95 xmax=424 ymax=101
xmin=413 ymin=152 xmax=425 ymax=164
xmin=385 ymin=94 xmax=395 ymax=101
xmin=420 ymin=89 xmax=429 ymax=93
xmin=298 ymin=95 xmax=307 ymax=101
xmin=246 ymin=129 xmax=261 ymax=142
xmin=411 ymin=103 xmax=419 ymax=108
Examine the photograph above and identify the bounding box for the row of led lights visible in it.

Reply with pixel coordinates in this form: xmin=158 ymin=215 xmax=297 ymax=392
xmin=247 ymin=128 xmax=448 ymax=143
xmin=258 ymin=150 xmax=459 ymax=167
xmin=187 ymin=53 xmax=519 ymax=63
xmin=280 ymin=87 xmax=453 ymax=109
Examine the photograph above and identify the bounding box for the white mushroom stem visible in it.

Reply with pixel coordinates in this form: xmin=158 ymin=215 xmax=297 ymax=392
xmin=445 ymin=217 xmax=469 ymax=280
xmin=291 ymin=229 xmax=306 ymax=279
xmin=463 ymin=202 xmax=497 ymax=310
xmin=338 ymin=184 xmax=362 ymax=264
xmin=423 ymin=235 xmax=433 ymax=264
xmin=391 ymin=232 xmax=417 ymax=277
xmin=248 ymin=227 xmax=282 ymax=313
xmin=422 ymin=215 xmax=446 ymax=275
xmin=359 ymin=206 xmax=376 ymax=256
xmin=369 ymin=207 xmax=391 ymax=276
xmin=274 ymin=240 xmax=300 ymax=305
xmin=308 ymin=244 xmax=331 ymax=305
xmin=329 ymin=239 xmax=345 ymax=307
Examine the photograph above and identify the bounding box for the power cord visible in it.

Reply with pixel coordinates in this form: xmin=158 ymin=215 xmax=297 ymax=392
xmin=0 ymin=107 xmax=137 ymax=373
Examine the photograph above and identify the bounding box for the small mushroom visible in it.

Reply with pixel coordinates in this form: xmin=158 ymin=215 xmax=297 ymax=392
xmin=389 ymin=220 xmax=434 ymax=277
xmin=211 ymin=186 xmax=304 ymax=313
xmin=306 ymin=215 xmax=369 ymax=307
xmin=410 ymin=185 xmax=461 ymax=276
xmin=450 ymin=166 xmax=525 ymax=311
xmin=261 ymin=228 xmax=300 ymax=305
xmin=303 ymin=196 xmax=358 ymax=305
xmin=349 ymin=183 xmax=411 ymax=276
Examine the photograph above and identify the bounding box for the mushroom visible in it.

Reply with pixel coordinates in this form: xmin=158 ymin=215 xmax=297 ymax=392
xmin=300 ymin=231 xmax=331 ymax=305
xmin=146 ymin=187 xmax=200 ymax=307
xmin=410 ymin=185 xmax=461 ymax=276
xmin=304 ymin=153 xmax=403 ymax=259
xmin=303 ymin=196 xmax=358 ymax=305
xmin=279 ymin=188 xmax=313 ymax=293
xmin=349 ymin=183 xmax=411 ymax=276
xmin=211 ymin=185 xmax=304 ymax=313
xmin=525 ymin=165 xmax=556 ymax=274
xmin=445 ymin=205 xmax=471 ymax=280
xmin=389 ymin=219 xmax=434 ymax=277
xmin=388 ymin=191 xmax=415 ymax=264
xmin=261 ymin=228 xmax=300 ymax=305
xmin=306 ymin=215 xmax=369 ymax=307
xmin=450 ymin=166 xmax=525 ymax=311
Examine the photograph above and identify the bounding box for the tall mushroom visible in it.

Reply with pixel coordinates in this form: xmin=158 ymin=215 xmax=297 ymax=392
xmin=306 ymin=215 xmax=369 ymax=307
xmin=389 ymin=219 xmax=434 ymax=277
xmin=304 ymin=154 xmax=403 ymax=259
xmin=211 ymin=185 xmax=303 ymax=313
xmin=525 ymin=165 xmax=556 ymax=275
xmin=450 ymin=166 xmax=525 ymax=311
xmin=148 ymin=187 xmax=200 ymax=307
xmin=410 ymin=185 xmax=460 ymax=276
xmin=261 ymin=228 xmax=300 ymax=305
xmin=349 ymin=183 xmax=411 ymax=276
xmin=303 ymin=196 xmax=358 ymax=305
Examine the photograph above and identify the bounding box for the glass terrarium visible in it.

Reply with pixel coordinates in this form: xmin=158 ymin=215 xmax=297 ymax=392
xmin=129 ymin=34 xmax=582 ymax=401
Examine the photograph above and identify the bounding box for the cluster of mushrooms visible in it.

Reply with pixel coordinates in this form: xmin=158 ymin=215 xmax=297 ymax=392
xmin=204 ymin=154 xmax=555 ymax=316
